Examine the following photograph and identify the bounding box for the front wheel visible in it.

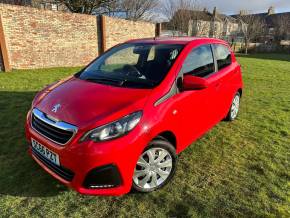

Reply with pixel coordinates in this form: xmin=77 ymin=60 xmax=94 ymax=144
xmin=132 ymin=139 xmax=177 ymax=193
xmin=225 ymin=92 xmax=241 ymax=121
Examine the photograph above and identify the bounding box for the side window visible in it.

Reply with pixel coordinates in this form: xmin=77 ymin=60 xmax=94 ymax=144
xmin=180 ymin=45 xmax=215 ymax=77
xmin=213 ymin=44 xmax=232 ymax=70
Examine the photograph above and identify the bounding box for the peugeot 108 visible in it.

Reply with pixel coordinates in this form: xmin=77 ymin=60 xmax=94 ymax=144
xmin=25 ymin=37 xmax=243 ymax=195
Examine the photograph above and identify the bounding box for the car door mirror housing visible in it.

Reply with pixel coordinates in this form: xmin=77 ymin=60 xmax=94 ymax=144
xmin=182 ymin=75 xmax=208 ymax=91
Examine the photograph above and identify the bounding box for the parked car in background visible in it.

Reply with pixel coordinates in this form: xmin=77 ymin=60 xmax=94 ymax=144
xmin=25 ymin=37 xmax=243 ymax=195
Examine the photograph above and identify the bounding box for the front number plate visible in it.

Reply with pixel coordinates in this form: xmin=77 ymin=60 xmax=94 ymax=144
xmin=31 ymin=138 xmax=60 ymax=166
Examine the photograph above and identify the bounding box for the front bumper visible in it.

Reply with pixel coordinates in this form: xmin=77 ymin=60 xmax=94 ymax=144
xmin=25 ymin=113 xmax=148 ymax=196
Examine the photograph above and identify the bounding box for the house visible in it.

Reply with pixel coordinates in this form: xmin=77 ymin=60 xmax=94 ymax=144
xmin=164 ymin=7 xmax=244 ymax=43
xmin=1 ymin=0 xmax=67 ymax=11
xmin=188 ymin=7 xmax=242 ymax=40
xmin=232 ymin=7 xmax=290 ymax=42
xmin=165 ymin=6 xmax=290 ymax=44
xmin=32 ymin=0 xmax=67 ymax=11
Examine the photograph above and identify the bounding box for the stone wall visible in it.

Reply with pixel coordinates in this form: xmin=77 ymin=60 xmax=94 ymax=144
xmin=211 ymin=21 xmax=223 ymax=38
xmin=188 ymin=18 xmax=241 ymax=40
xmin=104 ymin=16 xmax=155 ymax=50
xmin=0 ymin=3 xmax=156 ymax=71
xmin=225 ymin=22 xmax=239 ymax=36
xmin=188 ymin=20 xmax=211 ymax=37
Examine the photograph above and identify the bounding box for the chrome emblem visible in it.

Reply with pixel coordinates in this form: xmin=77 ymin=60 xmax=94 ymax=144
xmin=51 ymin=103 xmax=61 ymax=113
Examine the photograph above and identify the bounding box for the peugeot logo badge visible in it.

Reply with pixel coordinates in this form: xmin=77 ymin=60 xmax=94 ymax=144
xmin=51 ymin=103 xmax=61 ymax=113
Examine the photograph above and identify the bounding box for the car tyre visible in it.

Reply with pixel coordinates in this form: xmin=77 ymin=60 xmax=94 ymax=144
xmin=132 ymin=138 xmax=177 ymax=193
xmin=225 ymin=92 xmax=241 ymax=121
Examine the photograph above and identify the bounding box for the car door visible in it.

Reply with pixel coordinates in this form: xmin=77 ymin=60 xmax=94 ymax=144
xmin=211 ymin=43 xmax=237 ymax=120
xmin=170 ymin=44 xmax=218 ymax=151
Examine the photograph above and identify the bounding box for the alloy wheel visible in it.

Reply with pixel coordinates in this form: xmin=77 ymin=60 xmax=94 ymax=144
xmin=133 ymin=147 xmax=173 ymax=190
xmin=231 ymin=94 xmax=240 ymax=119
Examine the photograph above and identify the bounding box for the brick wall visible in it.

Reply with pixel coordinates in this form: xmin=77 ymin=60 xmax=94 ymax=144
xmin=0 ymin=3 xmax=99 ymax=69
xmin=104 ymin=16 xmax=156 ymax=50
xmin=0 ymin=3 xmax=156 ymax=71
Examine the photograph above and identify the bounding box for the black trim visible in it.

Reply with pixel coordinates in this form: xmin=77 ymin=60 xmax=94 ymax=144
xmin=32 ymin=114 xmax=73 ymax=145
xmin=83 ymin=164 xmax=122 ymax=189
xmin=210 ymin=44 xmax=219 ymax=74
xmin=154 ymin=80 xmax=178 ymax=106
xmin=31 ymin=147 xmax=75 ymax=182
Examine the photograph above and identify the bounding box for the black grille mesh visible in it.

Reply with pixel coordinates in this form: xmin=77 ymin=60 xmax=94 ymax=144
xmin=32 ymin=114 xmax=73 ymax=144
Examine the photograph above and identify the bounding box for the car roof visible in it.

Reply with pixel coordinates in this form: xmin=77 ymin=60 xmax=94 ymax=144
xmin=126 ymin=37 xmax=227 ymax=45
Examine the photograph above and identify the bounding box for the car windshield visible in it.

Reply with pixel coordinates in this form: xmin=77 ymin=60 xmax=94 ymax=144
xmin=76 ymin=43 xmax=184 ymax=88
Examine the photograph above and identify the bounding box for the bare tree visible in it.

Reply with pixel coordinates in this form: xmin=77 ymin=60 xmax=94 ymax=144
xmin=120 ymin=0 xmax=158 ymax=21
xmin=237 ymin=12 xmax=266 ymax=54
xmin=160 ymin=0 xmax=204 ymax=36
xmin=56 ymin=0 xmax=116 ymax=14
xmin=189 ymin=13 xmax=212 ymax=37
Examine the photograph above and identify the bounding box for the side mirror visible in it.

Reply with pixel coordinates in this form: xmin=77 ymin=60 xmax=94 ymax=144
xmin=182 ymin=75 xmax=208 ymax=91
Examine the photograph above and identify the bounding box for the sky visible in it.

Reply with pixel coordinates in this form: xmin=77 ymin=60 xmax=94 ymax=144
xmin=199 ymin=0 xmax=290 ymax=15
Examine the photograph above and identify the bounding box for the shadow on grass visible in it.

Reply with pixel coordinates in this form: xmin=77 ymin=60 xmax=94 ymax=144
xmin=235 ymin=53 xmax=290 ymax=62
xmin=0 ymin=91 xmax=68 ymax=197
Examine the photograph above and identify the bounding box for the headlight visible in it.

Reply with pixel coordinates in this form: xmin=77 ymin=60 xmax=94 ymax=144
xmin=80 ymin=111 xmax=142 ymax=142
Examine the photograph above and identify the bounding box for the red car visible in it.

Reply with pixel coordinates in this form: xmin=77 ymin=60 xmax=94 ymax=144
xmin=25 ymin=37 xmax=243 ymax=195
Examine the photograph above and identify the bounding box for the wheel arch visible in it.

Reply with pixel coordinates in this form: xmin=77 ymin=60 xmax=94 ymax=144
xmin=153 ymin=131 xmax=177 ymax=150
xmin=238 ymin=88 xmax=243 ymax=97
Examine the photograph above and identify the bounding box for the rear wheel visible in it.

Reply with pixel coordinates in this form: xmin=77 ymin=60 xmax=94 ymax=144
xmin=132 ymin=139 xmax=177 ymax=193
xmin=225 ymin=92 xmax=241 ymax=121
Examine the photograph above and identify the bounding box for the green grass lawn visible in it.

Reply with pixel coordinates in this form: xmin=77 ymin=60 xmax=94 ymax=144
xmin=0 ymin=54 xmax=289 ymax=217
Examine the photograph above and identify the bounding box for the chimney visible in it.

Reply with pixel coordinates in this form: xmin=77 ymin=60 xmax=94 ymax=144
xmin=213 ymin=7 xmax=217 ymax=17
xmin=268 ymin=6 xmax=275 ymax=15
xmin=239 ymin=10 xmax=247 ymax=16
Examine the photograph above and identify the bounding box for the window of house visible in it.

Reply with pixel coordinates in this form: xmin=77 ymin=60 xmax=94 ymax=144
xmin=213 ymin=44 xmax=232 ymax=70
xmin=40 ymin=3 xmax=46 ymax=9
xmin=180 ymin=45 xmax=215 ymax=77
xmin=51 ymin=3 xmax=58 ymax=11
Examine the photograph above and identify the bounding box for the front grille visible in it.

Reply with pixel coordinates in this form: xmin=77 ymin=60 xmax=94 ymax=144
xmin=32 ymin=147 xmax=75 ymax=182
xmin=31 ymin=108 xmax=77 ymax=145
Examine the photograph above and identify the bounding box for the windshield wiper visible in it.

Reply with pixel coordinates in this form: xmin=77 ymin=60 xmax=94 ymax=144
xmin=84 ymin=77 xmax=123 ymax=86
xmin=83 ymin=76 xmax=156 ymax=89
xmin=120 ymin=79 xmax=157 ymax=88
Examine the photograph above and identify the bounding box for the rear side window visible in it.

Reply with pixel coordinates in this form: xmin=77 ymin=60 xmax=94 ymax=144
xmin=213 ymin=44 xmax=232 ymax=70
xmin=180 ymin=45 xmax=215 ymax=77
